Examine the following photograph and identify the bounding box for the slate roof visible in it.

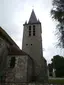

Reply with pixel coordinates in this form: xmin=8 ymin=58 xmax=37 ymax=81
xmin=0 ymin=27 xmax=29 ymax=56
xmin=28 ymin=10 xmax=37 ymax=23
xmin=23 ymin=10 xmax=41 ymax=25
xmin=28 ymin=10 xmax=41 ymax=24
xmin=8 ymin=46 xmax=34 ymax=62
xmin=8 ymin=46 xmax=28 ymax=55
xmin=0 ymin=27 xmax=19 ymax=49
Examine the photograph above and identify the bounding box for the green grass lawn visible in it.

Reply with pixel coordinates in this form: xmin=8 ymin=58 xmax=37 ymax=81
xmin=48 ymin=78 xmax=64 ymax=84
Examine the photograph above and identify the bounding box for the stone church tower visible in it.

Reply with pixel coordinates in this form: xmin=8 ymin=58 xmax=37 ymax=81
xmin=22 ymin=10 xmax=48 ymax=82
xmin=22 ymin=9 xmax=43 ymax=64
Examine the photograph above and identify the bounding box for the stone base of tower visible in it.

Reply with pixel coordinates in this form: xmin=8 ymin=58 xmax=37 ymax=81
xmin=36 ymin=68 xmax=48 ymax=83
xmin=35 ymin=69 xmax=48 ymax=83
xmin=31 ymin=58 xmax=48 ymax=83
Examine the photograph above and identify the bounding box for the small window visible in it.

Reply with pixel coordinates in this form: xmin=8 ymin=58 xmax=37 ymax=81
xmin=29 ymin=31 xmax=31 ymax=36
xmin=29 ymin=26 xmax=31 ymax=36
xmin=31 ymin=44 xmax=32 ymax=46
xmin=33 ymin=25 xmax=35 ymax=30
xmin=29 ymin=26 xmax=31 ymax=30
xmin=10 ymin=57 xmax=16 ymax=68
xmin=26 ymin=44 xmax=28 ymax=46
xmin=33 ymin=25 xmax=35 ymax=36
xmin=33 ymin=32 xmax=35 ymax=36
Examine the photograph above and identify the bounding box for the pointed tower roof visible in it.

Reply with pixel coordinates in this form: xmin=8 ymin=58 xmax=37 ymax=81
xmin=28 ymin=9 xmax=40 ymax=24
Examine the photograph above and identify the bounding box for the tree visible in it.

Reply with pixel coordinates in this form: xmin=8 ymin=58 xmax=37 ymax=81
xmin=51 ymin=55 xmax=64 ymax=77
xmin=51 ymin=0 xmax=64 ymax=47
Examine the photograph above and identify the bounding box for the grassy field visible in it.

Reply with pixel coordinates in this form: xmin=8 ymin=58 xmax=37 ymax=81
xmin=48 ymin=78 xmax=64 ymax=84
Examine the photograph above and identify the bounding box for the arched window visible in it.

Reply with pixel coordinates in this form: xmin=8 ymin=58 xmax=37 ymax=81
xmin=33 ymin=25 xmax=35 ymax=36
xmin=29 ymin=26 xmax=31 ymax=36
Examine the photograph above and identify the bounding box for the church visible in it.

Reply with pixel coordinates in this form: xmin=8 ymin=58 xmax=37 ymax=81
xmin=0 ymin=10 xmax=48 ymax=84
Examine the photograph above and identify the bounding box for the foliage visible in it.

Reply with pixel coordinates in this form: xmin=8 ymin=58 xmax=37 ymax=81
xmin=48 ymin=55 xmax=64 ymax=77
xmin=51 ymin=0 xmax=64 ymax=47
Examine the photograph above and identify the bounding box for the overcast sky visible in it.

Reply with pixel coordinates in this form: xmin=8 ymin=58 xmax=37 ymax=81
xmin=0 ymin=0 xmax=64 ymax=64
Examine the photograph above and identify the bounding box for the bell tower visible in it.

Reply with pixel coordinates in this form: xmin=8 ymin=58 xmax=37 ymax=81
xmin=22 ymin=10 xmax=48 ymax=81
xmin=22 ymin=10 xmax=43 ymax=64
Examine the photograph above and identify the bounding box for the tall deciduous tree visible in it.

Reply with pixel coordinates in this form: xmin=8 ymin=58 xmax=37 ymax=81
xmin=51 ymin=0 xmax=64 ymax=47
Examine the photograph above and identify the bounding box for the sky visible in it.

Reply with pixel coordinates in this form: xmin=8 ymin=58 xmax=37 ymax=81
xmin=0 ymin=0 xmax=64 ymax=64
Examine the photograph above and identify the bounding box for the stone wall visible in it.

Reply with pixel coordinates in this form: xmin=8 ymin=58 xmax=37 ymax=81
xmin=0 ymin=37 xmax=8 ymax=77
xmin=5 ymin=55 xmax=34 ymax=83
xmin=27 ymin=56 xmax=34 ymax=82
xmin=37 ymin=58 xmax=48 ymax=83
